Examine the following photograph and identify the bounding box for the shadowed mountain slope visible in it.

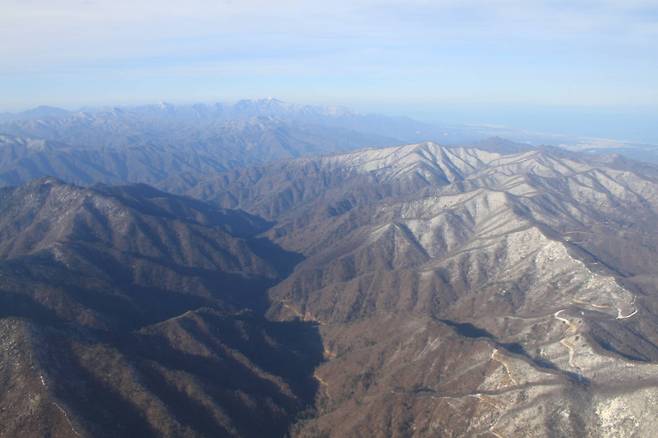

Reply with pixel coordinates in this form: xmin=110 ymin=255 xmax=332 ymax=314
xmin=0 ymin=178 xmax=322 ymax=438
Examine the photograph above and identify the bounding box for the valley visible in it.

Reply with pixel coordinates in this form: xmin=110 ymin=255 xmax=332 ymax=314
xmin=1 ymin=105 xmax=657 ymax=436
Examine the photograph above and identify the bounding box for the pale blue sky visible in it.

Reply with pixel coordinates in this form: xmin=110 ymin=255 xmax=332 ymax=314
xmin=1 ymin=0 xmax=657 ymax=141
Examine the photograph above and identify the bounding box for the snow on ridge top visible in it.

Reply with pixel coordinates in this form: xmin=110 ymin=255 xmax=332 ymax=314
xmin=482 ymin=149 xmax=592 ymax=178
xmin=321 ymin=142 xmax=505 ymax=178
xmin=25 ymin=175 xmax=67 ymax=187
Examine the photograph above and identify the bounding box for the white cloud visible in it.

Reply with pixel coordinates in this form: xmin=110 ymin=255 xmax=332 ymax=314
xmin=3 ymin=0 xmax=656 ymax=53
xmin=1 ymin=0 xmax=656 ymax=109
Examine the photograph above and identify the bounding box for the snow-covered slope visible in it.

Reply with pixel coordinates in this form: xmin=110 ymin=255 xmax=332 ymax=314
xmin=189 ymin=142 xmax=658 ymax=437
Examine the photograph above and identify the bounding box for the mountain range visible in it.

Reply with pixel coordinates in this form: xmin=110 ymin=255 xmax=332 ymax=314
xmin=2 ymin=100 xmax=656 ymax=180
xmin=0 ymin=100 xmax=466 ymax=189
xmin=182 ymin=142 xmax=658 ymax=436
xmin=1 ymin=101 xmax=658 ymax=437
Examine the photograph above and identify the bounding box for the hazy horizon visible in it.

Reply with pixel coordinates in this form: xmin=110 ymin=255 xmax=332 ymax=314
xmin=3 ymin=98 xmax=658 ymax=145
xmin=3 ymin=1 xmax=657 ymax=143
